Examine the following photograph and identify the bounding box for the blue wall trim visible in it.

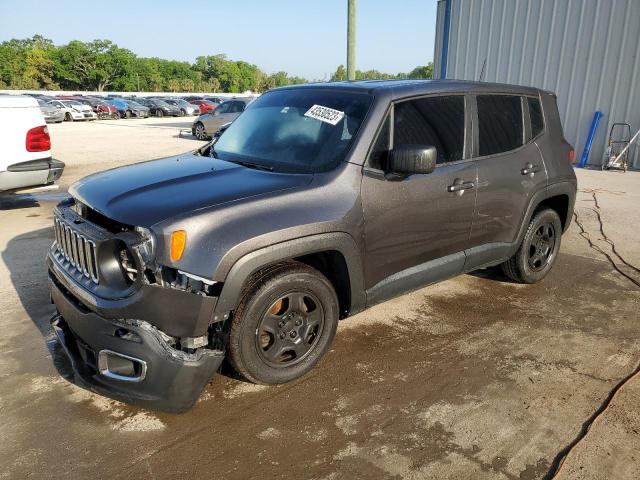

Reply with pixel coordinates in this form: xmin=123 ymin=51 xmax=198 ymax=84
xmin=440 ymin=0 xmax=452 ymax=79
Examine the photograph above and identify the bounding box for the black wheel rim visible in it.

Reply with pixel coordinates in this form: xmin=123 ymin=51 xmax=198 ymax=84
xmin=256 ymin=291 xmax=325 ymax=368
xmin=528 ymin=222 xmax=556 ymax=271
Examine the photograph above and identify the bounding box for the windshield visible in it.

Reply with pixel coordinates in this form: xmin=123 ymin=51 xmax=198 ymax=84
xmin=213 ymin=89 xmax=371 ymax=173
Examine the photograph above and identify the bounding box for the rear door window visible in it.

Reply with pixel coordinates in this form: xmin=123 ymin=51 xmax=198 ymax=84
xmin=476 ymin=95 xmax=523 ymax=156
xmin=528 ymin=97 xmax=544 ymax=138
xmin=393 ymin=95 xmax=465 ymax=164
xmin=230 ymin=101 xmax=245 ymax=113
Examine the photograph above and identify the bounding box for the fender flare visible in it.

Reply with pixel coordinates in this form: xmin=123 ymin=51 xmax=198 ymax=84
xmin=212 ymin=232 xmax=366 ymax=320
xmin=515 ymin=180 xmax=577 ymax=247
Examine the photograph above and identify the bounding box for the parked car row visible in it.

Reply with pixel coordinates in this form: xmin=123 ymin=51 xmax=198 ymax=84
xmin=25 ymin=93 xmax=230 ymax=123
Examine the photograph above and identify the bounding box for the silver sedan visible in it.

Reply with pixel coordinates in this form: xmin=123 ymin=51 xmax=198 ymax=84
xmin=191 ymin=98 xmax=254 ymax=140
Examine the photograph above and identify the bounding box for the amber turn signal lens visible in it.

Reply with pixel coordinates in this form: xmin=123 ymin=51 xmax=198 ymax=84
xmin=170 ymin=230 xmax=186 ymax=262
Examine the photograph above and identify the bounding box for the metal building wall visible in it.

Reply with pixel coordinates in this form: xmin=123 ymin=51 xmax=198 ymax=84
xmin=434 ymin=0 xmax=640 ymax=169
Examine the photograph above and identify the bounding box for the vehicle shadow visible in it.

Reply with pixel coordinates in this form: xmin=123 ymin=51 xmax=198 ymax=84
xmin=2 ymin=226 xmax=75 ymax=380
xmin=0 ymin=191 xmax=69 ymax=211
xmin=467 ymin=265 xmax=516 ymax=283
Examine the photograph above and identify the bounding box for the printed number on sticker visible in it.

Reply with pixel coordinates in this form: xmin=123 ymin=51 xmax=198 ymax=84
xmin=304 ymin=105 xmax=345 ymax=125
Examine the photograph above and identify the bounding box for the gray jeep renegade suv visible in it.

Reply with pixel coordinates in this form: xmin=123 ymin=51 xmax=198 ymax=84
xmin=48 ymin=80 xmax=577 ymax=411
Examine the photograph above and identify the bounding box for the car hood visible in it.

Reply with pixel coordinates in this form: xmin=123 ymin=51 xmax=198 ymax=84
xmin=69 ymin=152 xmax=312 ymax=227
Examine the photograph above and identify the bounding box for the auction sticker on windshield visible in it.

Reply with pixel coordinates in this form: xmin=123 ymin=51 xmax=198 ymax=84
xmin=304 ymin=105 xmax=345 ymax=125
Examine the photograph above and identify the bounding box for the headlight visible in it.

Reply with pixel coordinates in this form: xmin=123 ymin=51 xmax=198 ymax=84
xmin=135 ymin=226 xmax=155 ymax=263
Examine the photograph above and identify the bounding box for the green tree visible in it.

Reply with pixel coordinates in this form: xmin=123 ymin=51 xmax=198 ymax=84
xmin=331 ymin=65 xmax=347 ymax=81
xmin=55 ymin=40 xmax=134 ymax=91
xmin=407 ymin=63 xmax=433 ymax=79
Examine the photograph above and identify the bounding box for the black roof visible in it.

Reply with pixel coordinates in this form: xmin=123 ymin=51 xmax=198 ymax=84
xmin=276 ymin=79 xmax=548 ymax=99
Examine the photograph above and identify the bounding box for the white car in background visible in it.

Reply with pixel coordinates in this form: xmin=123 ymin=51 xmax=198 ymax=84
xmin=48 ymin=99 xmax=98 ymax=121
xmin=0 ymin=95 xmax=65 ymax=191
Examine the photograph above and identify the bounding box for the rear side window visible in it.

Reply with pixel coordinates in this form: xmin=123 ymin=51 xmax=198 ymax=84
xmin=229 ymin=101 xmax=244 ymax=113
xmin=476 ymin=95 xmax=523 ymax=156
xmin=393 ymin=96 xmax=465 ymax=164
xmin=528 ymin=97 xmax=544 ymax=138
xmin=216 ymin=102 xmax=230 ymax=114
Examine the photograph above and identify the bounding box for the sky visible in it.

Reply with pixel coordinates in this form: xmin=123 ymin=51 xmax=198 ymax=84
xmin=0 ymin=0 xmax=437 ymax=80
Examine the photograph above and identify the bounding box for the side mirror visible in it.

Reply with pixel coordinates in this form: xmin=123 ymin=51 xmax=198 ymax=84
xmin=388 ymin=144 xmax=437 ymax=175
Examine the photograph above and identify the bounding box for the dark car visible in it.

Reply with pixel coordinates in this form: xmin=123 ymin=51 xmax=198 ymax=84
xmin=135 ymin=98 xmax=181 ymax=117
xmin=47 ymin=80 xmax=576 ymax=412
xmin=123 ymin=100 xmax=150 ymax=118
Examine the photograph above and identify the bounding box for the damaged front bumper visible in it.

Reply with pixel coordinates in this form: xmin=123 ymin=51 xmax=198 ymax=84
xmin=50 ymin=276 xmax=224 ymax=412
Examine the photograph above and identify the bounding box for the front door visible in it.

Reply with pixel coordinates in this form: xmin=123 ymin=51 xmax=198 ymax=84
xmin=361 ymin=95 xmax=477 ymax=303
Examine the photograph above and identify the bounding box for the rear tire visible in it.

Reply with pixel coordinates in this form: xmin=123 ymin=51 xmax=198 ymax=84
xmin=228 ymin=262 xmax=339 ymax=385
xmin=501 ymin=208 xmax=562 ymax=284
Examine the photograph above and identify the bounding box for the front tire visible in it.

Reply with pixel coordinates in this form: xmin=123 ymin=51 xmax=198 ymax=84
xmin=65 ymin=112 xmax=73 ymax=122
xmin=501 ymin=208 xmax=562 ymax=283
xmin=228 ymin=263 xmax=339 ymax=385
xmin=156 ymin=109 xmax=164 ymax=118
xmin=194 ymin=122 xmax=207 ymax=140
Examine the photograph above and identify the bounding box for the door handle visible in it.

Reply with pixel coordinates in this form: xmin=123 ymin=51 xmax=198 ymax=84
xmin=521 ymin=163 xmax=541 ymax=176
xmin=447 ymin=179 xmax=475 ymax=194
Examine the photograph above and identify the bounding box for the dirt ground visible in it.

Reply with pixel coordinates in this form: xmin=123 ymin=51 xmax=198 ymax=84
xmin=1 ymin=117 xmax=639 ymax=479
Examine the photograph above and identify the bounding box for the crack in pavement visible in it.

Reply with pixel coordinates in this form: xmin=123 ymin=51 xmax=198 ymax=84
xmin=545 ymin=360 xmax=640 ymax=479
xmin=544 ymin=188 xmax=640 ymax=479
xmin=572 ymin=190 xmax=640 ymax=288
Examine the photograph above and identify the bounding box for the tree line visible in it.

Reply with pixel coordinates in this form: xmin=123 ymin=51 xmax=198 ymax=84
xmin=0 ymin=36 xmax=433 ymax=93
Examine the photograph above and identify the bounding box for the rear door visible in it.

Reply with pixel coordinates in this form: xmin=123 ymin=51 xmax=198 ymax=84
xmin=466 ymin=94 xmax=547 ymax=267
xmin=361 ymin=94 xmax=477 ymax=301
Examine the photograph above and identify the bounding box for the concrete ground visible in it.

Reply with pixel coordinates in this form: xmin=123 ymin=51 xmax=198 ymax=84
xmin=0 ymin=117 xmax=639 ymax=479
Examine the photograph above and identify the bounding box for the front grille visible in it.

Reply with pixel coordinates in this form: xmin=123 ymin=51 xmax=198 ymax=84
xmin=54 ymin=217 xmax=99 ymax=284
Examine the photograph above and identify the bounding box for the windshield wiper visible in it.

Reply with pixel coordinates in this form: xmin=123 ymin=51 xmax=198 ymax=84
xmin=210 ymin=148 xmax=273 ymax=171
xmin=232 ymin=160 xmax=274 ymax=172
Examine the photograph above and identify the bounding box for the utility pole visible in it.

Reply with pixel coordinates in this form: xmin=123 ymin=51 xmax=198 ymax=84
xmin=347 ymin=0 xmax=356 ymax=80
